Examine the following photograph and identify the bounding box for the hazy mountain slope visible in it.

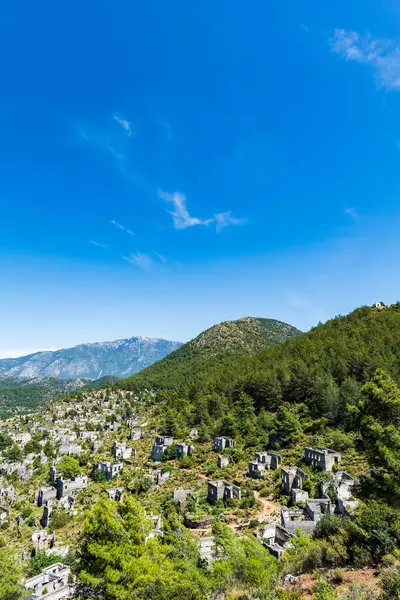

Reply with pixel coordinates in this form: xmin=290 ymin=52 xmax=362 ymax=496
xmin=0 ymin=336 xmax=182 ymax=380
xmin=118 ymin=317 xmax=302 ymax=391
xmin=0 ymin=374 xmax=121 ymax=417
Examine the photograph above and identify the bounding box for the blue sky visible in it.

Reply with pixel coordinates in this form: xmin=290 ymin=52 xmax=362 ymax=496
xmin=1 ymin=0 xmax=400 ymax=357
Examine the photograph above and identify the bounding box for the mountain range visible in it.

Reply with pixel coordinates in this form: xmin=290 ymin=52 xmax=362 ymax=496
xmin=0 ymin=336 xmax=182 ymax=380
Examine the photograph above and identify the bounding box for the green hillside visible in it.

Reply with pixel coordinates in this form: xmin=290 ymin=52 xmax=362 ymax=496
xmin=0 ymin=375 xmax=120 ymax=418
xmin=118 ymin=303 xmax=400 ymax=439
xmin=119 ymin=316 xmax=302 ymax=391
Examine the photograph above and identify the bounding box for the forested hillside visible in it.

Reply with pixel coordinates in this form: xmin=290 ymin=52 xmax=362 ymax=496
xmin=119 ymin=316 xmax=302 ymax=392
xmin=119 ymin=304 xmax=400 ymax=431
xmin=0 ymin=375 xmax=119 ymax=418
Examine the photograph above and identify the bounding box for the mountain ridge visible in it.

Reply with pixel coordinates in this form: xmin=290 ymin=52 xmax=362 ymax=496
xmin=0 ymin=335 xmax=182 ymax=380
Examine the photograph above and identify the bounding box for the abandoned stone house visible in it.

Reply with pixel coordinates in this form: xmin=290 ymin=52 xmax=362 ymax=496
xmin=0 ymin=461 xmax=22 ymax=475
xmin=207 ymin=480 xmax=241 ymax=505
xmin=148 ymin=467 xmax=170 ymax=486
xmin=176 ymin=443 xmax=193 ymax=458
xmin=281 ymin=499 xmax=333 ymax=534
xmin=189 ymin=428 xmax=198 ymax=440
xmin=336 ymin=498 xmax=359 ymax=518
xmin=291 ymin=488 xmax=309 ymax=504
xmin=321 ymin=471 xmax=358 ymax=501
xmin=172 ymin=487 xmax=192 ymax=508
xmin=213 ymin=436 xmax=234 ymax=452
xmin=258 ymin=523 xmax=292 ymax=558
xmin=12 ymin=432 xmax=31 ymax=446
xmin=19 ymin=466 xmax=33 ymax=482
xmin=151 ymin=436 xmax=174 ymax=461
xmin=0 ymin=483 xmax=15 ymax=502
xmin=147 ymin=513 xmax=163 ymax=539
xmin=58 ymin=442 xmax=82 ymax=456
xmin=113 ymin=441 xmax=135 ymax=460
xmin=0 ymin=506 xmax=9 ymax=523
xmin=78 ymin=431 xmax=98 ymax=442
xmin=218 ymin=455 xmax=230 ymax=468
xmin=107 ymin=487 xmax=124 ymax=502
xmin=40 ymin=502 xmax=53 ymax=528
xmin=24 ymin=563 xmax=73 ymax=600
xmin=248 ymin=451 xmax=282 ymax=479
xmin=198 ymin=536 xmax=216 ymax=562
xmin=93 ymin=461 xmax=123 ymax=481
xmin=105 ymin=421 xmax=120 ymax=432
xmin=304 ymin=447 xmax=341 ymax=472
xmin=129 ymin=427 xmax=142 ymax=441
xmin=37 ymin=486 xmax=58 ymax=508
xmin=50 ymin=465 xmax=57 ymax=484
xmin=281 ymin=467 xmax=309 ymax=495
xmin=56 ymin=475 xmax=88 ymax=500
xmin=32 ymin=530 xmax=56 ymax=552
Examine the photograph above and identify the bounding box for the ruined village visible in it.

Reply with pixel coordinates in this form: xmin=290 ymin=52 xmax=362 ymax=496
xmin=0 ymin=385 xmax=365 ymax=600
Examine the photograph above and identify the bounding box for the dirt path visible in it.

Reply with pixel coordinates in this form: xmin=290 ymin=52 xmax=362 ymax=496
xmin=254 ymin=491 xmax=281 ymax=522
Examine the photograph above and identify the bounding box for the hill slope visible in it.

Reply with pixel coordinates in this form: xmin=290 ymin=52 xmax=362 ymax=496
xmin=119 ymin=317 xmax=302 ymax=391
xmin=0 ymin=374 xmax=120 ymax=417
xmin=120 ymin=303 xmax=400 ymax=430
xmin=0 ymin=336 xmax=182 ymax=380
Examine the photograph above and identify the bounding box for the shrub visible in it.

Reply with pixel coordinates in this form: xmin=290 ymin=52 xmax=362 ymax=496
xmin=206 ymin=463 xmax=217 ymax=476
xmin=180 ymin=456 xmax=193 ymax=469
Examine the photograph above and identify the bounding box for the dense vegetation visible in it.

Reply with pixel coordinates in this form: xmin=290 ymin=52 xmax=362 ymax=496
xmin=118 ymin=304 xmax=400 ymax=434
xmin=119 ymin=316 xmax=302 ymax=392
xmin=76 ymin=495 xmax=277 ymax=599
xmin=0 ymin=375 xmax=120 ymax=418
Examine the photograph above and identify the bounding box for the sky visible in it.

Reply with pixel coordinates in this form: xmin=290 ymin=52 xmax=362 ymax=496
xmin=1 ymin=0 xmax=400 ymax=357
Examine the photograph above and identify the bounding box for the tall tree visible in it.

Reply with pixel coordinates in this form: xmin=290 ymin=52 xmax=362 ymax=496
xmin=354 ymin=369 xmax=400 ymax=474
xmin=0 ymin=549 xmax=25 ymax=600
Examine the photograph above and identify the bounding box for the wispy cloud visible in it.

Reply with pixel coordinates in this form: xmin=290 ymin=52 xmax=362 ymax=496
xmin=158 ymin=190 xmax=214 ymax=230
xmin=215 ymin=211 xmax=247 ymax=232
xmin=345 ymin=207 xmax=359 ymax=220
xmin=110 ymin=220 xmax=135 ymax=236
xmin=113 ymin=115 xmax=132 ymax=136
xmin=122 ymin=252 xmax=155 ymax=271
xmin=89 ymin=240 xmax=109 ymax=248
xmin=331 ymin=29 xmax=400 ymax=91
xmin=107 ymin=146 xmax=123 ymax=161
xmin=158 ymin=190 xmax=246 ymax=232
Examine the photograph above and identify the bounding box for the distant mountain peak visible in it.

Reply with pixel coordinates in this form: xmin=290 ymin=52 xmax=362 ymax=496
xmin=0 ymin=336 xmax=182 ymax=380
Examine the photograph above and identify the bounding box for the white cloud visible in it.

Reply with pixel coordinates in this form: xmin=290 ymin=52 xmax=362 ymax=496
xmin=110 ymin=220 xmax=135 ymax=236
xmin=215 ymin=211 xmax=247 ymax=232
xmin=89 ymin=240 xmax=109 ymax=248
xmin=158 ymin=190 xmax=214 ymax=230
xmin=113 ymin=115 xmax=132 ymax=136
xmin=158 ymin=190 xmax=246 ymax=232
xmin=122 ymin=252 xmax=155 ymax=271
xmin=345 ymin=207 xmax=359 ymax=220
xmin=331 ymin=29 xmax=400 ymax=91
